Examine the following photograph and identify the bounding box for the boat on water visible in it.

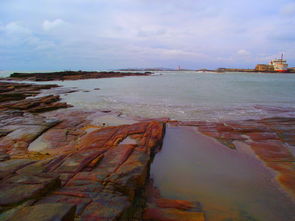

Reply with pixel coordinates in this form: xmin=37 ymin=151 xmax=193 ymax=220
xmin=269 ymin=54 xmax=288 ymax=72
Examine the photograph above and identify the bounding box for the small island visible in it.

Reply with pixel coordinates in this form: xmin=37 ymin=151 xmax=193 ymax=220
xmin=6 ymin=71 xmax=152 ymax=81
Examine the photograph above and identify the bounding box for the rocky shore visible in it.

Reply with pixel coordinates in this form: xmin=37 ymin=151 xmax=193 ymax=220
xmin=4 ymin=71 xmax=152 ymax=81
xmin=0 ymin=81 xmax=207 ymax=220
xmin=0 ymin=80 xmax=294 ymax=220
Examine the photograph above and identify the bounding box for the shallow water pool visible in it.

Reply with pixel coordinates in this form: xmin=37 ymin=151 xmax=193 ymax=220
xmin=150 ymin=126 xmax=295 ymax=220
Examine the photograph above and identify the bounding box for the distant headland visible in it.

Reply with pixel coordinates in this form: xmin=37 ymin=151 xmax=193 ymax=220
xmin=3 ymin=71 xmax=152 ymax=81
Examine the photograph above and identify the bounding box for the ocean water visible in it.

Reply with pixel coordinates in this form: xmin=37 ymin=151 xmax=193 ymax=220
xmin=2 ymin=71 xmax=295 ymax=121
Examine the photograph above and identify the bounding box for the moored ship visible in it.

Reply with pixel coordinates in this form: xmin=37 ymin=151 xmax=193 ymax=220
xmin=269 ymin=54 xmax=288 ymax=72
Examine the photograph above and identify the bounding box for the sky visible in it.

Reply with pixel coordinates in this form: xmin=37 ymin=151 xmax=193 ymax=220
xmin=1 ymin=0 xmax=295 ymax=70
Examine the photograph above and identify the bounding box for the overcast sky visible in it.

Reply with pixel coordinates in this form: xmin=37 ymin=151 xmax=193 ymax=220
xmin=1 ymin=0 xmax=295 ymax=70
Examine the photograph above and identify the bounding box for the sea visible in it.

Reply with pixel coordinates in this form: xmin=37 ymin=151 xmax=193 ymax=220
xmin=2 ymin=70 xmax=295 ymax=121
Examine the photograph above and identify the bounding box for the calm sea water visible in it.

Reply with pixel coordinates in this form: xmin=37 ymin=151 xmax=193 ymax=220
xmin=2 ymin=71 xmax=295 ymax=121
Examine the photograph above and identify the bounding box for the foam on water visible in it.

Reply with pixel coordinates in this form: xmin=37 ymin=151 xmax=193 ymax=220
xmin=3 ymin=71 xmax=295 ymax=121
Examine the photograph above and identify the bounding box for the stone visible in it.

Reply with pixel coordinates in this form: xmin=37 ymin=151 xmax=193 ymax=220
xmin=80 ymin=192 xmax=130 ymax=221
xmin=143 ymin=207 xmax=205 ymax=221
xmin=155 ymin=198 xmax=195 ymax=211
xmin=105 ymin=149 xmax=150 ymax=199
xmin=6 ymin=203 xmax=76 ymax=221
xmin=37 ymin=195 xmax=91 ymax=216
xmin=143 ymin=180 xmax=205 ymax=221
xmin=267 ymin=162 xmax=295 ymax=197
xmin=249 ymin=141 xmax=294 ymax=162
xmin=0 ymin=181 xmax=59 ymax=207
xmin=0 ymin=159 xmax=35 ymax=175
xmin=246 ymin=132 xmax=280 ymax=141
xmin=91 ymin=145 xmax=135 ymax=182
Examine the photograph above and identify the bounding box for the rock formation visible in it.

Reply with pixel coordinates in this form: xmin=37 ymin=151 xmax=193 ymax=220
xmin=6 ymin=71 xmax=152 ymax=81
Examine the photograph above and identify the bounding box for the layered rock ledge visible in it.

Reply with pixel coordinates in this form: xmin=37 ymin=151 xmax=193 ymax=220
xmin=0 ymin=81 xmax=207 ymax=221
xmin=0 ymin=108 xmax=165 ymax=221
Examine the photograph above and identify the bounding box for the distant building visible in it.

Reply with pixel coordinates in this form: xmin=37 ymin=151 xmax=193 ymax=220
xmin=255 ymin=64 xmax=274 ymax=72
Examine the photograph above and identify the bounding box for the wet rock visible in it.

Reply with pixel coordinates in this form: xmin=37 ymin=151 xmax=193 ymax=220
xmin=249 ymin=141 xmax=294 ymax=162
xmin=0 ymin=109 xmax=165 ymax=220
xmin=0 ymin=95 xmax=71 ymax=113
xmin=246 ymin=132 xmax=280 ymax=141
xmin=155 ymin=198 xmax=197 ymax=211
xmin=0 ymin=82 xmax=58 ymax=103
xmin=0 ymin=125 xmax=55 ymax=155
xmin=16 ymin=158 xmax=54 ymax=175
xmin=0 ymin=159 xmax=35 ymax=175
xmin=36 ymin=195 xmax=91 ymax=216
xmin=80 ymin=192 xmax=130 ymax=221
xmin=0 ymin=153 xmax=10 ymax=162
xmin=143 ymin=180 xmax=205 ymax=221
xmin=6 ymin=203 xmax=76 ymax=221
xmin=0 ymin=82 xmax=71 ymax=116
xmin=267 ymin=162 xmax=295 ymax=197
xmin=0 ymin=179 xmax=60 ymax=207
xmin=105 ymin=149 xmax=150 ymax=199
xmin=143 ymin=207 xmax=205 ymax=221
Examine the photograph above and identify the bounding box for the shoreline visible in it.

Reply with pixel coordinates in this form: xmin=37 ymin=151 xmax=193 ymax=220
xmin=2 ymin=71 xmax=152 ymax=81
xmin=0 ymin=80 xmax=294 ymax=220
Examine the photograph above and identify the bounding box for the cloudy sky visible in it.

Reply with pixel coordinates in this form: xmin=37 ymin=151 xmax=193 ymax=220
xmin=1 ymin=0 xmax=295 ymax=70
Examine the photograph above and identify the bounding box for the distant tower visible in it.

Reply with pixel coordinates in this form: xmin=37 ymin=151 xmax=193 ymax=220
xmin=178 ymin=65 xmax=181 ymax=71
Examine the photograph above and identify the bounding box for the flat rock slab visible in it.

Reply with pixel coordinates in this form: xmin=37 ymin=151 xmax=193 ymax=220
xmin=0 ymin=174 xmax=60 ymax=207
xmin=80 ymin=192 xmax=130 ymax=221
xmin=6 ymin=203 xmax=76 ymax=221
xmin=0 ymin=119 xmax=165 ymax=220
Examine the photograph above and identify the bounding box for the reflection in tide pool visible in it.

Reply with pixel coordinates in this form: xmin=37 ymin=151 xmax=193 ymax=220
xmin=150 ymin=126 xmax=295 ymax=220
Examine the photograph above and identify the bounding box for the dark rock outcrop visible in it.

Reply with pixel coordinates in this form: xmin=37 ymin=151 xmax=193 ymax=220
xmin=0 ymin=82 xmax=70 ymax=114
xmin=8 ymin=71 xmax=152 ymax=81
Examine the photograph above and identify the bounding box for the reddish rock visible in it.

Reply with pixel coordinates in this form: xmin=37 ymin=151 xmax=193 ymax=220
xmin=0 ymin=82 xmax=170 ymax=220
xmin=37 ymin=195 xmax=91 ymax=216
xmin=0 ymin=178 xmax=60 ymax=207
xmin=246 ymin=132 xmax=280 ymax=141
xmin=143 ymin=180 xmax=205 ymax=221
xmin=0 ymin=159 xmax=35 ymax=176
xmin=155 ymin=198 xmax=195 ymax=210
xmin=6 ymin=203 xmax=76 ymax=221
xmin=0 ymin=82 xmax=58 ymax=103
xmin=105 ymin=149 xmax=150 ymax=199
xmin=143 ymin=207 xmax=205 ymax=221
xmin=267 ymin=162 xmax=295 ymax=197
xmin=226 ymin=121 xmax=268 ymax=133
xmin=218 ymin=132 xmax=246 ymax=140
xmin=80 ymin=192 xmax=130 ymax=221
xmin=249 ymin=141 xmax=294 ymax=162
